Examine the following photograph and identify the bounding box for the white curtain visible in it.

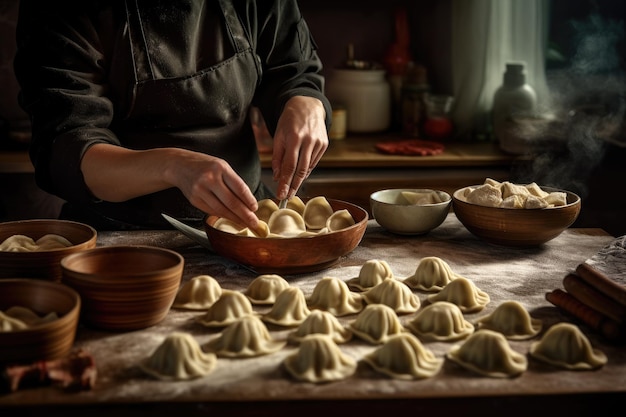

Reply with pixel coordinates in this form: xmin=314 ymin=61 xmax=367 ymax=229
xmin=451 ymin=0 xmax=550 ymax=139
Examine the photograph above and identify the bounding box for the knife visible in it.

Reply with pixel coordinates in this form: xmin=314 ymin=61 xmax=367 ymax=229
xmin=161 ymin=213 xmax=214 ymax=251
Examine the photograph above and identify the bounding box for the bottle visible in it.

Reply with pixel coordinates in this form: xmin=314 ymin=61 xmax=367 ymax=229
xmin=492 ymin=62 xmax=537 ymax=154
xmin=400 ymin=62 xmax=429 ymax=137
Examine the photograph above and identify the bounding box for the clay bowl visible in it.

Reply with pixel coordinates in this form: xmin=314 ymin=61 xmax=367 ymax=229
xmin=0 ymin=278 xmax=81 ymax=365
xmin=370 ymin=188 xmax=452 ymax=235
xmin=452 ymin=185 xmax=581 ymax=247
xmin=61 ymin=245 xmax=184 ymax=331
xmin=204 ymin=199 xmax=368 ymax=274
xmin=0 ymin=219 xmax=97 ymax=281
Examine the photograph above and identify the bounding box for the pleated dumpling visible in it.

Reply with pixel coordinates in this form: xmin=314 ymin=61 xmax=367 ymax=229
xmin=267 ymin=208 xmax=307 ymax=237
xmin=286 ymin=196 xmax=306 ymax=215
xmin=283 ymin=334 xmax=357 ymax=383
xmin=325 ymin=209 xmax=355 ymax=232
xmin=529 ymin=323 xmax=607 ymax=370
xmin=475 ymin=300 xmax=542 ymax=340
xmin=172 ymin=275 xmax=222 ymax=310
xmin=204 ymin=315 xmax=286 ymax=358
xmin=262 ymin=287 xmax=311 ymax=327
xmin=363 ymin=279 xmax=420 ymax=314
xmin=348 ymin=303 xmax=405 ymax=344
xmin=362 ymin=333 xmax=443 ymax=380
xmin=244 ymin=274 xmax=290 ymax=305
xmin=213 ymin=217 xmax=246 ymax=234
xmin=255 ymin=199 xmax=279 ymax=223
xmin=3 ymin=306 xmax=58 ymax=326
xmin=405 ymin=301 xmax=474 ymax=342
xmin=307 ymin=276 xmax=364 ymax=316
xmin=427 ymin=276 xmax=489 ymax=313
xmin=446 ymin=329 xmax=528 ymax=378
xmin=288 ymin=310 xmax=353 ymax=344
xmin=195 ymin=290 xmax=255 ymax=327
xmin=302 ymin=196 xmax=334 ymax=230
xmin=402 ymin=256 xmax=457 ymax=292
xmin=139 ymin=332 xmax=216 ymax=380
xmin=347 ymin=259 xmax=394 ymax=292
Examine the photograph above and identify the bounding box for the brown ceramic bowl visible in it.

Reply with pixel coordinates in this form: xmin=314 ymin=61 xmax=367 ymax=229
xmin=0 ymin=278 xmax=80 ymax=364
xmin=204 ymin=199 xmax=368 ymax=274
xmin=61 ymin=245 xmax=184 ymax=331
xmin=0 ymin=219 xmax=97 ymax=281
xmin=452 ymin=185 xmax=581 ymax=247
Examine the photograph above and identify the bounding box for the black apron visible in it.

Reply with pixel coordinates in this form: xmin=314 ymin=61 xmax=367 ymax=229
xmin=66 ymin=0 xmax=270 ymax=230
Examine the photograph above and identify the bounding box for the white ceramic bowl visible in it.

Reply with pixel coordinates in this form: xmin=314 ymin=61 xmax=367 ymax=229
xmin=370 ymin=189 xmax=452 ymax=235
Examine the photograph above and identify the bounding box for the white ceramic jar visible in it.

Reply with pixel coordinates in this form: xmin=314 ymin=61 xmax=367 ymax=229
xmin=326 ymin=68 xmax=391 ymax=133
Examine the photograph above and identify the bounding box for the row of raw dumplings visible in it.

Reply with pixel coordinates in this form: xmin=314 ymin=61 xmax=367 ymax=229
xmin=459 ymin=178 xmax=568 ymax=209
xmin=143 ymin=258 xmax=607 ymax=382
xmin=211 ymin=196 xmax=356 ymax=238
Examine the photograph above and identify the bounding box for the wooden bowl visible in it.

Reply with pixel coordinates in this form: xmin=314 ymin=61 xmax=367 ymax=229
xmin=452 ymin=186 xmax=581 ymax=247
xmin=61 ymin=245 xmax=184 ymax=331
xmin=0 ymin=278 xmax=80 ymax=365
xmin=204 ymin=199 xmax=368 ymax=274
xmin=0 ymin=219 xmax=97 ymax=281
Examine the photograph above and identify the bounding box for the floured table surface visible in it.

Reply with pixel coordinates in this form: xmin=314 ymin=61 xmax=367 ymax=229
xmin=1 ymin=215 xmax=624 ymax=412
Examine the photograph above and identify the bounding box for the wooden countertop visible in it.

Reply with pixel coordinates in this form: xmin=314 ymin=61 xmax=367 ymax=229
xmin=1 ymin=216 xmax=623 ymax=416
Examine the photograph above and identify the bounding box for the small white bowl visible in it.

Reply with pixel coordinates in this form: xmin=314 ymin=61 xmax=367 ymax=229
xmin=370 ymin=189 xmax=452 ymax=235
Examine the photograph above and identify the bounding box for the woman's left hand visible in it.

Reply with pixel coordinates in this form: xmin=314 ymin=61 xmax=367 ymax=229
xmin=271 ymin=96 xmax=328 ymax=200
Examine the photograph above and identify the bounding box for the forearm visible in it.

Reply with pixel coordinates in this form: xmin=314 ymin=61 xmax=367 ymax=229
xmin=81 ymin=144 xmax=182 ymax=202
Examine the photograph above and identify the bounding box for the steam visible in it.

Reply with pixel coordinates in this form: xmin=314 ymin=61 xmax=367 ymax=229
xmin=515 ymin=13 xmax=625 ymax=198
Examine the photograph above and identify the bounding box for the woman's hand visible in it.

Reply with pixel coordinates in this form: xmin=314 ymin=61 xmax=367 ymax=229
xmin=81 ymin=144 xmax=260 ymax=230
xmin=271 ymin=96 xmax=328 ymax=200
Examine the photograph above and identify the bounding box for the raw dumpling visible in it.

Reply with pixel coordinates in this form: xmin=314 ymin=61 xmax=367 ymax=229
xmin=0 ymin=235 xmax=39 ymax=252
xmin=267 ymin=208 xmax=307 ymax=237
xmin=427 ymin=276 xmax=490 ymax=313
xmin=255 ymin=199 xmax=279 ymax=223
xmin=172 ymin=275 xmax=222 ymax=310
xmin=286 ymin=196 xmax=306 ymax=215
xmin=213 ymin=217 xmax=246 ymax=234
xmin=3 ymin=306 xmax=58 ymax=326
xmin=262 ymin=287 xmax=311 ymax=327
xmin=400 ymin=190 xmax=444 ymax=205
xmin=288 ymin=310 xmax=353 ymax=344
xmin=139 ymin=332 xmax=216 ymax=380
xmin=0 ymin=311 xmax=28 ymax=331
xmin=195 ymin=290 xmax=255 ymax=327
xmin=475 ymin=300 xmax=542 ymax=340
xmin=307 ymin=277 xmax=364 ymax=316
xmin=362 ymin=279 xmax=420 ymax=314
xmin=348 ymin=303 xmax=405 ymax=344
xmin=204 ymin=315 xmax=286 ymax=358
xmin=362 ymin=333 xmax=443 ymax=380
xmin=302 ymin=196 xmax=334 ymax=230
xmin=529 ymin=323 xmax=607 ymax=370
xmin=402 ymin=256 xmax=457 ymax=292
xmin=405 ymin=301 xmax=474 ymax=342
xmin=283 ymin=334 xmax=357 ymax=383
xmin=446 ymin=329 xmax=528 ymax=378
xmin=464 ymin=184 xmax=502 ymax=207
xmin=325 ymin=209 xmax=355 ymax=232
xmin=244 ymin=274 xmax=290 ymax=305
xmin=347 ymin=259 xmax=394 ymax=292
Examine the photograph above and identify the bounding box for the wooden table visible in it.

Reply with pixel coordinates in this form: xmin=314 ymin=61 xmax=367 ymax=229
xmin=1 ymin=215 xmax=624 ymax=416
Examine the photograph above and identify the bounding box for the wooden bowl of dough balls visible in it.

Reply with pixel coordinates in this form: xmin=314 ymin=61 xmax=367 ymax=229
xmin=204 ymin=197 xmax=368 ymax=274
xmin=0 ymin=278 xmax=81 ymax=365
xmin=0 ymin=219 xmax=98 ymax=281
xmin=61 ymin=245 xmax=184 ymax=331
xmin=452 ymin=179 xmax=581 ymax=247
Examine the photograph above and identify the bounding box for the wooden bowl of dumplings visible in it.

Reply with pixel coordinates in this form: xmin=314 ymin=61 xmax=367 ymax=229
xmin=452 ymin=179 xmax=581 ymax=247
xmin=0 ymin=278 xmax=81 ymax=365
xmin=0 ymin=219 xmax=98 ymax=281
xmin=204 ymin=197 xmax=368 ymax=274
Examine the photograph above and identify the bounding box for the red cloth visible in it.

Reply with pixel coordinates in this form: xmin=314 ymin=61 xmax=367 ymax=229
xmin=375 ymin=139 xmax=445 ymax=156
